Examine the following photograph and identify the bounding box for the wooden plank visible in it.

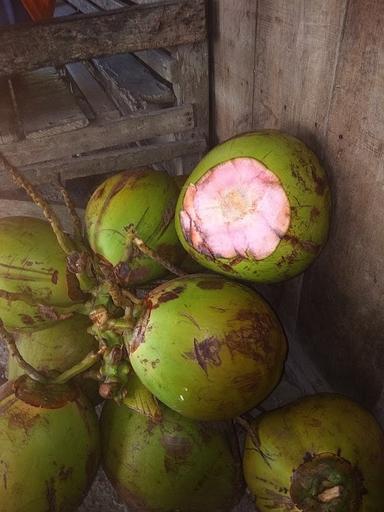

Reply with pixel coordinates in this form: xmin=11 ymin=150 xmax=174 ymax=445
xmin=0 ymin=78 xmax=18 ymax=144
xmin=211 ymin=0 xmax=257 ymax=142
xmin=297 ymin=0 xmax=384 ymax=415
xmin=135 ymin=49 xmax=175 ymax=84
xmin=0 ymin=0 xmax=207 ymax=77
xmin=0 ymin=104 xmax=194 ymax=168
xmin=11 ymin=67 xmax=89 ymax=139
xmin=89 ymin=55 xmax=175 ymax=115
xmin=0 ymin=199 xmax=84 ymax=233
xmin=252 ymin=0 xmax=348 ymax=155
xmin=170 ymin=42 xmax=209 ymax=172
xmin=0 ymin=138 xmax=206 ymax=189
xmin=65 ymin=62 xmax=121 ymax=121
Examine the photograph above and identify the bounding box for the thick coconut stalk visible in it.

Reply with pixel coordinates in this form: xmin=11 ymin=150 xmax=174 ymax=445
xmin=128 ymin=273 xmax=287 ymax=421
xmin=176 ymin=131 xmax=331 ymax=283
xmin=0 ymin=376 xmax=100 ymax=512
xmin=243 ymin=394 xmax=384 ymax=511
xmin=101 ymin=400 xmax=244 ymax=511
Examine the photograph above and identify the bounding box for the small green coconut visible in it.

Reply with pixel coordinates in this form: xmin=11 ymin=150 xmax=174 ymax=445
xmin=175 ymin=131 xmax=331 ymax=283
xmin=128 ymin=274 xmax=287 ymax=421
xmin=0 ymin=376 xmax=100 ymax=512
xmin=85 ymin=169 xmax=184 ymax=286
xmin=101 ymin=400 xmax=244 ymax=512
xmin=243 ymin=394 xmax=384 ymax=512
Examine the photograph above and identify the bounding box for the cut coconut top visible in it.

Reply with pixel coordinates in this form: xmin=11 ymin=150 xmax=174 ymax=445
xmin=180 ymin=157 xmax=291 ymax=260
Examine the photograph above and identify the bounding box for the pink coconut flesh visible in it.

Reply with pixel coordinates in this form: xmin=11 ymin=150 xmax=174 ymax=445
xmin=180 ymin=157 xmax=290 ymax=260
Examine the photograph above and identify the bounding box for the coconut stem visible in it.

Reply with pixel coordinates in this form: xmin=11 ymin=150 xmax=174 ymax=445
xmin=0 ymin=320 xmax=48 ymax=384
xmin=318 ymin=485 xmax=343 ymax=503
xmin=52 ymin=347 xmax=105 ymax=384
xmin=125 ymin=225 xmax=186 ymax=277
xmin=0 ymin=152 xmax=76 ymax=256
xmin=57 ymin=177 xmax=84 ymax=245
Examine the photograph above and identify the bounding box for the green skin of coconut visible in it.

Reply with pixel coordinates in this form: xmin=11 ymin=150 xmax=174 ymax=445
xmin=0 ymin=376 xmax=100 ymax=512
xmin=175 ymin=131 xmax=331 ymax=283
xmin=7 ymin=314 xmax=101 ymax=405
xmin=243 ymin=394 xmax=384 ymax=512
xmin=101 ymin=400 xmax=244 ymax=512
xmin=128 ymin=274 xmax=287 ymax=421
xmin=0 ymin=217 xmax=90 ymax=330
xmin=85 ymin=169 xmax=185 ymax=286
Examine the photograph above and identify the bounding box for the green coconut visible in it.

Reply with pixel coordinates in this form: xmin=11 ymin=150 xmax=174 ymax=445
xmin=85 ymin=169 xmax=185 ymax=286
xmin=243 ymin=394 xmax=384 ymax=512
xmin=100 ymin=399 xmax=244 ymax=511
xmin=7 ymin=314 xmax=101 ymax=404
xmin=128 ymin=274 xmax=287 ymax=421
xmin=0 ymin=217 xmax=89 ymax=330
xmin=175 ymin=131 xmax=331 ymax=283
xmin=0 ymin=376 xmax=100 ymax=512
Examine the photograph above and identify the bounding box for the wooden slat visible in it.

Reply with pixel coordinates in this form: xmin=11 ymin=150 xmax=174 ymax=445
xmin=0 ymin=0 xmax=207 ymax=77
xmin=0 ymin=138 xmax=206 ymax=189
xmin=0 ymin=78 xmax=18 ymax=144
xmin=0 ymin=105 xmax=194 ymax=168
xmin=11 ymin=67 xmax=89 ymax=139
xmin=135 ymin=49 xmax=175 ymax=84
xmin=252 ymin=0 xmax=348 ymax=155
xmin=0 ymin=199 xmax=84 ymax=233
xmin=89 ymin=55 xmax=175 ymax=115
xmin=211 ymin=0 xmax=257 ymax=142
xmin=297 ymin=0 xmax=384 ymax=414
xmin=65 ymin=62 xmax=121 ymax=121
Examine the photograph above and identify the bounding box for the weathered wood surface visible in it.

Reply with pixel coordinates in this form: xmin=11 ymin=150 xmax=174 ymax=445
xmin=10 ymin=67 xmax=89 ymax=139
xmin=0 ymin=0 xmax=207 ymax=77
xmin=0 ymin=138 xmax=205 ymax=189
xmin=0 ymin=199 xmax=84 ymax=232
xmin=253 ymin=0 xmax=348 ymax=155
xmin=90 ymin=55 xmax=175 ymax=115
xmin=0 ymin=78 xmax=18 ymax=144
xmin=0 ymin=104 xmax=193 ymax=169
xmin=211 ymin=0 xmax=257 ymax=142
xmin=64 ymin=62 xmax=121 ymax=122
xmin=297 ymin=0 xmax=384 ymax=421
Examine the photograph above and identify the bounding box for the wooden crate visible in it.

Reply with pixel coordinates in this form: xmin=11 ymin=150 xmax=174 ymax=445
xmin=0 ymin=0 xmax=209 ymax=205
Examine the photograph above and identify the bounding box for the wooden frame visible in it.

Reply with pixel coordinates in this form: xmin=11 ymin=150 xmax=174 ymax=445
xmin=0 ymin=0 xmax=209 ymax=191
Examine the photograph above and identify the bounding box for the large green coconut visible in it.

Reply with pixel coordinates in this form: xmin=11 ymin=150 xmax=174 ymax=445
xmin=175 ymin=131 xmax=331 ymax=283
xmin=0 ymin=217 xmax=89 ymax=330
xmin=85 ymin=169 xmax=184 ymax=286
xmin=7 ymin=314 xmax=101 ymax=404
xmin=243 ymin=394 xmax=384 ymax=511
xmin=100 ymin=400 xmax=244 ymax=511
xmin=0 ymin=376 xmax=100 ymax=512
xmin=128 ymin=274 xmax=287 ymax=421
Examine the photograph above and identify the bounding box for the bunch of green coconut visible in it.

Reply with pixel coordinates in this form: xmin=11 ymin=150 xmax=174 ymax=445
xmin=0 ymin=131 xmax=383 ymax=512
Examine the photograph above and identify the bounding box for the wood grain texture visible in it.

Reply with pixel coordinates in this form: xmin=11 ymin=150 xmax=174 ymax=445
xmin=64 ymin=62 xmax=121 ymax=122
xmin=0 ymin=138 xmax=205 ymax=189
xmin=253 ymin=0 xmax=348 ymax=154
xmin=211 ymin=0 xmax=257 ymax=142
xmin=297 ymin=0 xmax=384 ymax=414
xmin=0 ymin=78 xmax=18 ymax=144
xmin=0 ymin=105 xmax=194 ymax=168
xmin=0 ymin=0 xmax=207 ymax=77
xmin=11 ymin=67 xmax=89 ymax=139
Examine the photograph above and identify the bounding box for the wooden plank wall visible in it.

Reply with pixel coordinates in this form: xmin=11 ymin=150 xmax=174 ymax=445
xmin=212 ymin=0 xmax=384 ymax=420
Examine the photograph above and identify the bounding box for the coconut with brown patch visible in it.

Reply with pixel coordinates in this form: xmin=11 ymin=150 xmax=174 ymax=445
xmin=0 ymin=376 xmax=100 ymax=511
xmin=85 ymin=169 xmax=185 ymax=286
xmin=101 ymin=399 xmax=244 ymax=511
xmin=175 ymin=131 xmax=331 ymax=282
xmin=243 ymin=394 xmax=384 ymax=511
xmin=127 ymin=274 xmax=287 ymax=421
